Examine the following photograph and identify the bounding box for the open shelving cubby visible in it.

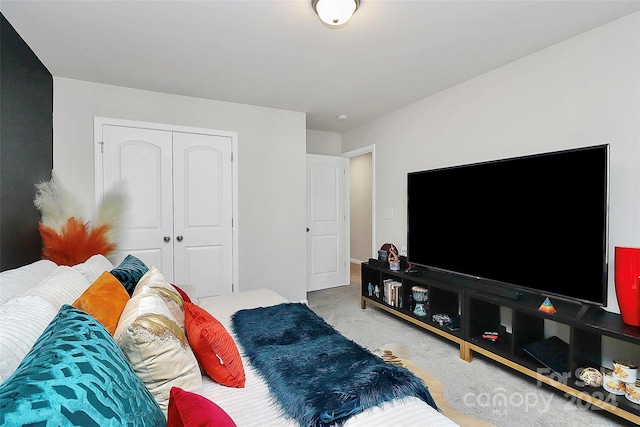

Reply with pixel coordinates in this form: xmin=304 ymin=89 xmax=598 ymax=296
xmin=361 ymin=260 xmax=467 ymax=360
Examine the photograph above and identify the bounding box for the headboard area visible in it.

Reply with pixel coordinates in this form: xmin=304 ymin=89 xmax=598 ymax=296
xmin=1 ymin=13 xmax=53 ymax=271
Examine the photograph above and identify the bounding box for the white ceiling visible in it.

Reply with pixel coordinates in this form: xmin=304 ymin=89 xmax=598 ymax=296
xmin=2 ymin=1 xmax=640 ymax=133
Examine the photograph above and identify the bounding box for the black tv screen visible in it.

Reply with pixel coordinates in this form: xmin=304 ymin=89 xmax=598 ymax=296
xmin=407 ymin=144 xmax=609 ymax=306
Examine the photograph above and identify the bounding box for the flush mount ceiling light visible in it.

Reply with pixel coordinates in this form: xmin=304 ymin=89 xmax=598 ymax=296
xmin=312 ymin=0 xmax=360 ymax=28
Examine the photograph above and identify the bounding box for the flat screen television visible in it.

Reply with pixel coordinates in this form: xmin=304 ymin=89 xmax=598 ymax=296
xmin=407 ymin=144 xmax=609 ymax=306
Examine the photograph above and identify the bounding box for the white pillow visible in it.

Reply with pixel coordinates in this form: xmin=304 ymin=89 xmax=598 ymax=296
xmin=114 ymin=292 xmax=176 ymax=342
xmin=133 ymin=266 xmax=185 ymax=329
xmin=73 ymin=254 xmax=115 ymax=283
xmin=0 ymin=295 xmax=58 ymax=384
xmin=115 ymin=293 xmax=201 ymax=414
xmin=0 ymin=260 xmax=58 ymax=305
xmin=21 ymin=266 xmax=91 ymax=310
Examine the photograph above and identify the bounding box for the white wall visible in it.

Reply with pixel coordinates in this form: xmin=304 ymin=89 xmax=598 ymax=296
xmin=306 ymin=129 xmax=342 ymax=155
xmin=342 ymin=13 xmax=640 ymax=314
xmin=53 ymin=78 xmax=308 ymax=302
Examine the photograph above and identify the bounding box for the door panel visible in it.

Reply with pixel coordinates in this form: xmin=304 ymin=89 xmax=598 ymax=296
xmin=182 ymin=246 xmax=223 ymax=296
xmin=310 ymin=234 xmax=339 ymax=274
xmin=173 ymin=132 xmax=233 ymax=298
xmin=307 ymin=154 xmax=348 ymax=291
xmin=102 ymin=125 xmax=174 ymax=279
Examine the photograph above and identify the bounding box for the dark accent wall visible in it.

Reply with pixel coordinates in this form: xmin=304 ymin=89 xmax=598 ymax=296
xmin=1 ymin=14 xmax=53 ymax=271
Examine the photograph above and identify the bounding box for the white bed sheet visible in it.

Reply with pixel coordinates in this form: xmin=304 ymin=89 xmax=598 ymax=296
xmin=197 ymin=289 xmax=458 ymax=427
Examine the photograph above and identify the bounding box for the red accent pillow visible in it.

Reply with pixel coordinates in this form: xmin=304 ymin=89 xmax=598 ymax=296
xmin=172 ymin=284 xmax=192 ymax=303
xmin=184 ymin=302 xmax=245 ymax=387
xmin=167 ymin=387 xmax=236 ymax=427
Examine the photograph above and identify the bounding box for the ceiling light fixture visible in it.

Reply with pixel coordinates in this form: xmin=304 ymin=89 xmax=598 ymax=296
xmin=312 ymin=0 xmax=360 ymax=28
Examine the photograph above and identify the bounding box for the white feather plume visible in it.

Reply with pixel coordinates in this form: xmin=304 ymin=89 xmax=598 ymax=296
xmin=33 ymin=171 xmax=84 ymax=232
xmin=94 ymin=182 xmax=130 ymax=245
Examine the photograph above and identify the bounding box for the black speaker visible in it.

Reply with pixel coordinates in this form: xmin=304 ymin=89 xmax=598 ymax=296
xmin=368 ymin=258 xmax=380 ymax=266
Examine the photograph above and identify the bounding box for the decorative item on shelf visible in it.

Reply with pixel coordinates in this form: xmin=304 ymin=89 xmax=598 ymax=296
xmin=407 ymin=293 xmax=415 ymax=312
xmin=538 ymin=297 xmax=556 ymax=314
xmin=432 ymin=313 xmax=451 ymax=326
xmin=579 ymin=367 xmax=603 ymax=387
xmin=482 ymin=331 xmax=499 ymax=342
xmin=613 ymin=358 xmax=638 ymax=384
xmin=411 ymin=286 xmax=428 ymax=317
xmin=367 ymin=282 xmax=373 ymax=297
xmin=603 ymin=368 xmax=626 ymax=395
xmin=379 ymin=243 xmax=400 ymax=270
xmin=377 ymin=250 xmax=388 ymax=266
xmin=615 ymin=246 xmax=640 ymax=326
xmin=389 ymin=250 xmax=400 ymax=271
xmin=625 ymin=380 xmax=640 ymax=405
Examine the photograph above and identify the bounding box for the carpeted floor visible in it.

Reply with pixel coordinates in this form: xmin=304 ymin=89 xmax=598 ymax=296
xmin=306 ymin=263 xmax=635 ymax=427
xmin=374 ymin=342 xmax=496 ymax=427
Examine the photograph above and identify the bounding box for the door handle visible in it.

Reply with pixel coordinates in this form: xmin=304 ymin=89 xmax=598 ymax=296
xmin=306 ymin=228 xmax=309 ymax=232
xmin=176 ymin=235 xmax=183 ymax=242
xmin=163 ymin=236 xmax=171 ymax=242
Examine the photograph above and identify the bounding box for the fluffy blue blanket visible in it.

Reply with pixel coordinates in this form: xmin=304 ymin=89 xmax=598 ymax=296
xmin=231 ymin=303 xmax=438 ymax=427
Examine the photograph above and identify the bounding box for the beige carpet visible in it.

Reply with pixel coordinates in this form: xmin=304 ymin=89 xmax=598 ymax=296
xmin=374 ymin=343 xmax=496 ymax=427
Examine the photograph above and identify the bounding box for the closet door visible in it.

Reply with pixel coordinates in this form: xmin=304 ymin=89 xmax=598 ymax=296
xmin=100 ymin=123 xmax=234 ymax=298
xmin=102 ymin=125 xmax=174 ymax=278
xmin=173 ymin=132 xmax=233 ymax=297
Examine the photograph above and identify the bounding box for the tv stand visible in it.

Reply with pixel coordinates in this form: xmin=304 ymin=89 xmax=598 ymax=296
xmin=484 ymin=285 xmax=523 ymax=301
xmin=576 ymin=303 xmax=592 ymax=320
xmin=360 ymin=261 xmax=640 ymax=424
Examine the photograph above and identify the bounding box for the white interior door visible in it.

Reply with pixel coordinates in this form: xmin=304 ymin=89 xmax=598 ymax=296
xmin=307 ymin=154 xmax=349 ymax=291
xmin=102 ymin=125 xmax=174 ymax=278
xmin=173 ymin=132 xmax=233 ymax=297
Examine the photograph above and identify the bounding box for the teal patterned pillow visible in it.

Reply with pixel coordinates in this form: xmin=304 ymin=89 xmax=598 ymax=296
xmin=111 ymin=254 xmax=149 ymax=296
xmin=0 ymin=305 xmax=165 ymax=426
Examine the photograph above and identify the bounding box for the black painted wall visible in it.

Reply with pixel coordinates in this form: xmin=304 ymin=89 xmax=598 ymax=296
xmin=1 ymin=14 xmax=53 ymax=271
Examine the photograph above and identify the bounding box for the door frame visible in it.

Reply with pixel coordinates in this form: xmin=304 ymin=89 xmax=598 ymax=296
xmin=94 ymin=116 xmax=239 ymax=291
xmin=342 ymin=144 xmax=376 ymax=261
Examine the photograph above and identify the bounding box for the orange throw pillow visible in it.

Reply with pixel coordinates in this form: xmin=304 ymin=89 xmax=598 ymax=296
xmin=184 ymin=302 xmax=245 ymax=388
xmin=73 ymin=271 xmax=130 ymax=335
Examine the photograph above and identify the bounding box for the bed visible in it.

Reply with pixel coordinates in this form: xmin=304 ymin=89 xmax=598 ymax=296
xmin=0 ymin=256 xmax=458 ymax=426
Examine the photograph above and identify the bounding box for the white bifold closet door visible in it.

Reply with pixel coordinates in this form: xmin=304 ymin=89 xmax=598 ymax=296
xmin=100 ymin=124 xmax=233 ymax=298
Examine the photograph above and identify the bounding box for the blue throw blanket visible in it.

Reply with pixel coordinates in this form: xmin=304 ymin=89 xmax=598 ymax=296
xmin=231 ymin=303 xmax=438 ymax=427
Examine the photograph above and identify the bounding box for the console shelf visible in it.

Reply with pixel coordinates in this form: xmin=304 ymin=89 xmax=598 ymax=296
xmin=361 ymin=261 xmax=640 ymax=424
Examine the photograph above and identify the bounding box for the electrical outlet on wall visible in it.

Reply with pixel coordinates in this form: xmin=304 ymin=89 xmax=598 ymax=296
xmin=383 ymin=208 xmax=394 ymax=219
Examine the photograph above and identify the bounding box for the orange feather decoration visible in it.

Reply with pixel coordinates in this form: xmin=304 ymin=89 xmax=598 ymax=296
xmin=39 ymin=217 xmax=116 ymax=266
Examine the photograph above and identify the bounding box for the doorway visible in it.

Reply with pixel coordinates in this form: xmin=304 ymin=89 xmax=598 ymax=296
xmin=343 ymin=145 xmax=375 ymax=265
